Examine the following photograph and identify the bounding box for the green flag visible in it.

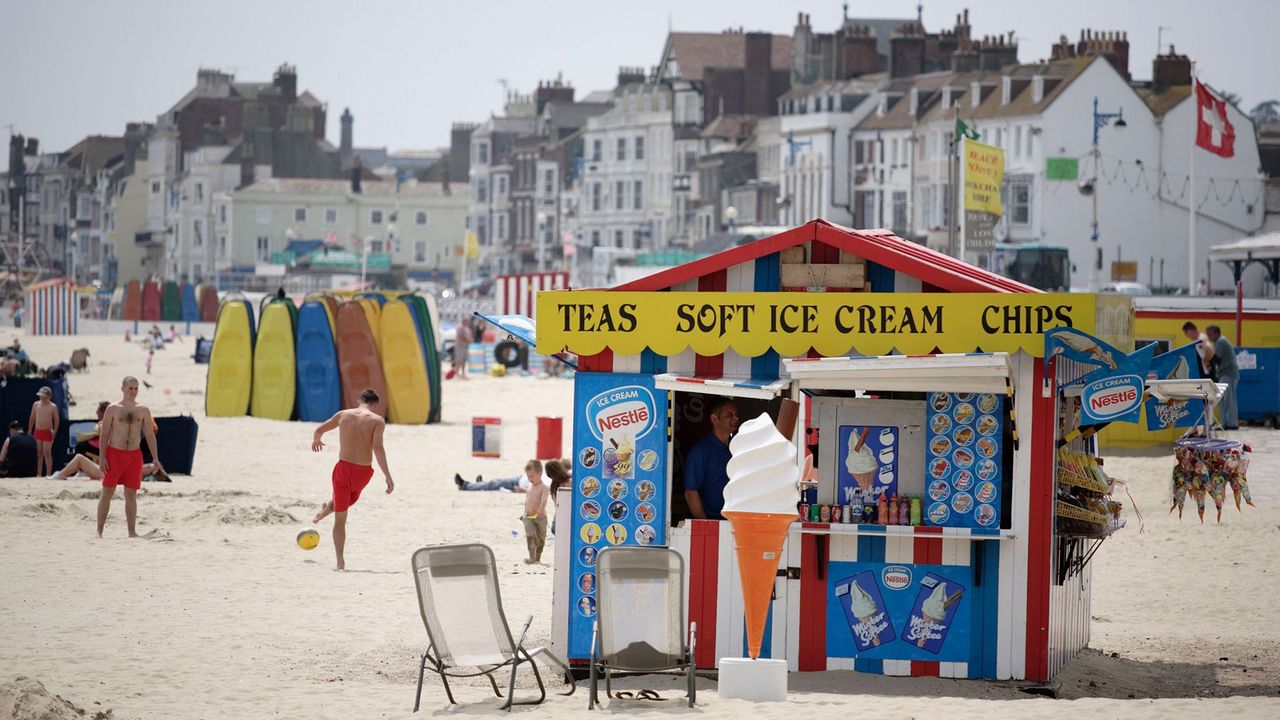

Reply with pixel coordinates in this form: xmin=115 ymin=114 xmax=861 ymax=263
xmin=956 ymin=118 xmax=980 ymax=141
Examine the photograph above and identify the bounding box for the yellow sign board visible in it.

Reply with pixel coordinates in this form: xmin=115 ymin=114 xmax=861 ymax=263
xmin=963 ymin=139 xmax=1004 ymax=217
xmin=536 ymin=292 xmax=1119 ymax=358
xmin=464 ymin=231 xmax=479 ymax=259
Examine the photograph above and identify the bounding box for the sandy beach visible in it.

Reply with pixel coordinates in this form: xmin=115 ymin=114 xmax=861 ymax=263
xmin=2 ymin=332 xmax=1279 ymax=719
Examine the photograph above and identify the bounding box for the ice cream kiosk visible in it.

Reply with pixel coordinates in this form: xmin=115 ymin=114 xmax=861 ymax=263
xmin=541 ymin=220 xmax=1137 ymax=683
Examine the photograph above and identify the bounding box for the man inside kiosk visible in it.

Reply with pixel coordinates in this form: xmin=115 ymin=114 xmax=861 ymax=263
xmin=682 ymin=396 xmax=740 ymax=520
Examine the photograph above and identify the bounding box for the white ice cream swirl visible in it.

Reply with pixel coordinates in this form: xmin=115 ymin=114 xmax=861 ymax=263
xmin=922 ymin=583 xmax=948 ymax=618
xmin=722 ymin=413 xmax=800 ymax=515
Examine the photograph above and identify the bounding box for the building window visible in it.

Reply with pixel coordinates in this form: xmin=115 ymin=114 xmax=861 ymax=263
xmin=368 ymin=209 xmax=381 ymax=225
xmin=477 ymin=142 xmax=489 ymax=164
xmin=218 ymin=205 xmax=228 ymax=224
xmin=892 ymin=191 xmax=907 ymax=234
xmin=1007 ymin=180 xmax=1031 ymax=226
xmin=543 ymin=169 xmax=554 ymax=194
xmin=194 ymin=183 xmax=204 ymax=202
xmin=256 ymin=236 xmax=270 ymax=262
xmin=477 ymin=179 xmax=488 ymax=203
xmin=591 ymin=230 xmax=600 ymax=247
xmin=295 ymin=207 xmax=307 ymax=223
xmin=592 ymin=139 xmax=602 ymax=162
xmin=192 ymin=219 xmax=203 ymax=247
xmin=414 ymin=241 xmax=426 ymax=263
xmin=151 ymin=181 xmax=160 ymax=195
xmin=219 ymin=234 xmax=227 ymax=257
xmin=371 ymin=239 xmax=384 ymax=253
xmin=633 ymin=180 xmax=643 ymax=210
xmin=615 ymin=181 xmax=625 ymax=210
xmin=325 ymin=208 xmax=337 ymax=224
xmin=591 ymin=183 xmax=602 ymax=211
xmin=614 ymin=230 xmax=624 ymax=247
xmin=415 ymin=211 xmax=427 ymax=226
xmin=635 ymin=136 xmax=645 ymax=160
xmin=1014 ymin=126 xmax=1023 ymax=159
xmin=496 ymin=213 xmax=506 ymax=240
xmin=616 ymin=137 xmax=626 ymax=161
xmin=497 ymin=175 xmax=507 ymax=196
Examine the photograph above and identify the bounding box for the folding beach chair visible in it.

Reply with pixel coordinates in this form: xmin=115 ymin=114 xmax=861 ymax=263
xmin=589 ymin=547 xmax=696 ymax=709
xmin=411 ymin=543 xmax=575 ymax=711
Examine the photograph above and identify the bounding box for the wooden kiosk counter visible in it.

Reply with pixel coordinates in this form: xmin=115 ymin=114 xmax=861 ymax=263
xmin=539 ymin=220 xmax=1135 ymax=683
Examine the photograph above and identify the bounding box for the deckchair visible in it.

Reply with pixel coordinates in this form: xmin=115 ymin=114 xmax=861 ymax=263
xmin=411 ymin=543 xmax=576 ymax=711
xmin=588 ymin=547 xmax=696 ymax=708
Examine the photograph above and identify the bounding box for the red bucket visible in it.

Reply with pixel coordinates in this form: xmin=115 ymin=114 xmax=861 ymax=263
xmin=536 ymin=416 xmax=562 ymax=460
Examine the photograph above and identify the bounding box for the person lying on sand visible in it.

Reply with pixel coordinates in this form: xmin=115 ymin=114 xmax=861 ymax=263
xmin=48 ymin=452 xmax=166 ymax=482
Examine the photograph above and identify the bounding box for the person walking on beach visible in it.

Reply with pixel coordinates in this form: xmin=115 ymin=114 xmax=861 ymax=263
xmin=520 ymin=459 xmax=549 ymax=564
xmin=1206 ymin=325 xmax=1239 ymax=430
xmin=28 ymin=386 xmax=59 ymax=478
xmin=310 ymin=388 xmax=394 ymax=570
xmin=96 ymin=377 xmax=163 ymax=538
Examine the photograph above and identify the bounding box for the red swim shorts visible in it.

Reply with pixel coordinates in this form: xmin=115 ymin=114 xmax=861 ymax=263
xmin=33 ymin=429 xmax=53 ymax=443
xmin=331 ymin=460 xmax=375 ymax=512
xmin=102 ymin=447 xmax=144 ymax=490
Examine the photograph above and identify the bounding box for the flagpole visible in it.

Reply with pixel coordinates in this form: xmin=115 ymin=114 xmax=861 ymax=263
xmin=1189 ymin=62 xmax=1197 ymax=292
xmin=958 ymin=134 xmax=967 ymax=262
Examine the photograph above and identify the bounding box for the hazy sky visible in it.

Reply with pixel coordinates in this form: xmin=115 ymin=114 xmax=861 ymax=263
xmin=3 ymin=0 xmax=1277 ymax=154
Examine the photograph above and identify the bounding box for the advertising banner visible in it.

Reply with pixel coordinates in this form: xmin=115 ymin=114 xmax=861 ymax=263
xmin=567 ymin=372 xmax=669 ymax=659
xmin=924 ymin=392 xmax=1002 ymax=528
xmin=837 ymin=425 xmax=898 ymax=507
xmin=962 ymin=138 xmax=1005 ymax=250
xmin=827 ymin=562 xmax=971 ymax=662
xmin=1145 ymin=342 xmax=1206 ymax=430
xmin=1046 ymin=327 xmax=1154 ymax=426
xmin=538 ymin=292 xmax=1108 ymax=359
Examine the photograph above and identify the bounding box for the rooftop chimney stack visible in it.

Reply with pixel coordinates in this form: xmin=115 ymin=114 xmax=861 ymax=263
xmin=1152 ymin=45 xmax=1192 ymax=93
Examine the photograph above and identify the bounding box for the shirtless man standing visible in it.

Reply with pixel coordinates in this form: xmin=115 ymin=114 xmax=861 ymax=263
xmin=96 ymin=376 xmax=162 ymax=538
xmin=311 ymin=388 xmax=393 ymax=570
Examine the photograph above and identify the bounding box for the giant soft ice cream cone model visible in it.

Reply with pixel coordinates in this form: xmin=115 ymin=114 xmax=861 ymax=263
xmin=721 ymin=400 xmax=801 ymax=660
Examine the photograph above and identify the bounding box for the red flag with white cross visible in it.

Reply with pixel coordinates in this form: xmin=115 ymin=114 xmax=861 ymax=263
xmin=1194 ymin=80 xmax=1235 ymax=158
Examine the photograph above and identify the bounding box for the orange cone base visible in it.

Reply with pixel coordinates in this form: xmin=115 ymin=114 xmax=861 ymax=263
xmin=723 ymin=511 xmax=798 ymax=659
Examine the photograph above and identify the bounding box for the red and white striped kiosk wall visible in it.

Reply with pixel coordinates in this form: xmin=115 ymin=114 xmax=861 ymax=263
xmin=542 ymin=220 xmax=1134 ymax=682
xmin=26 ymin=279 xmax=80 ymax=336
xmin=494 ymin=271 xmax=568 ymax=320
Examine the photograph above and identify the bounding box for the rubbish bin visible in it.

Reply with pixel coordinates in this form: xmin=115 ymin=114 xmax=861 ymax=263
xmin=536 ymin=416 xmax=563 ymax=459
xmin=1235 ymin=347 xmax=1279 ymax=427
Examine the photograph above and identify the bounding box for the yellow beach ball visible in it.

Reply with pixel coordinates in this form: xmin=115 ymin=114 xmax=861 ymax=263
xmin=296 ymin=528 xmax=320 ymax=550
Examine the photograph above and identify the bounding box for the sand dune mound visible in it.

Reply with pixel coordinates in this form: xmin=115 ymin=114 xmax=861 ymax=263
xmin=54 ymin=490 xmax=100 ymax=501
xmin=184 ymin=504 xmax=298 ymax=525
xmin=0 ymin=676 xmax=111 ymax=720
xmin=16 ymin=504 xmax=62 ymax=518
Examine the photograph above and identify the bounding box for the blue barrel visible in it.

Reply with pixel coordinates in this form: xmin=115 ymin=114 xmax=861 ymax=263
xmin=1235 ymin=347 xmax=1280 ymax=427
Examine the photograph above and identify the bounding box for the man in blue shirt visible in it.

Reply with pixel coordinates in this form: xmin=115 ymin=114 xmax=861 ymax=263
xmin=1206 ymin=325 xmax=1239 ymax=430
xmin=683 ymin=396 xmax=739 ymax=520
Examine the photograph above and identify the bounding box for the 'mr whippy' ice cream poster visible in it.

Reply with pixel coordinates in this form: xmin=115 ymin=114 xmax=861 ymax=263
xmin=567 ymin=372 xmax=668 ymax=659
xmin=827 ymin=562 xmax=970 ymax=662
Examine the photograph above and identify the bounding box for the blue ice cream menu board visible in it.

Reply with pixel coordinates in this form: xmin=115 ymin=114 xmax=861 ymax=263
xmin=567 ymin=372 xmax=668 ymax=659
xmin=827 ymin=562 xmax=971 ymax=662
xmin=924 ymin=392 xmax=1002 ymax=529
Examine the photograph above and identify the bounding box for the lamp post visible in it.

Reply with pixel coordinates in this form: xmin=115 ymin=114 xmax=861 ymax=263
xmin=724 ymin=205 xmax=738 ymax=233
xmin=68 ymin=231 xmax=79 ymax=283
xmin=1087 ymin=96 xmax=1126 ymax=292
xmin=536 ymin=211 xmax=548 ymax=271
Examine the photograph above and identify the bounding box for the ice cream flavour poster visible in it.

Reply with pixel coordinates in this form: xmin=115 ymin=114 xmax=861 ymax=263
xmin=567 ymin=372 xmax=669 ymax=659
xmin=837 ymin=425 xmax=898 ymax=506
xmin=827 ymin=563 xmax=971 ymax=662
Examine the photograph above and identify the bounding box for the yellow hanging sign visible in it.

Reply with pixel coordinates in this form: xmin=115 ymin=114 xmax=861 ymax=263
xmin=536 ymin=291 xmax=1123 ymax=358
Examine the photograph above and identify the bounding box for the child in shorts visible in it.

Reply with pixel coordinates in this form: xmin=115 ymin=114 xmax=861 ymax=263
xmin=29 ymin=387 xmax=58 ymax=477
xmin=521 ymin=459 xmax=549 ymax=564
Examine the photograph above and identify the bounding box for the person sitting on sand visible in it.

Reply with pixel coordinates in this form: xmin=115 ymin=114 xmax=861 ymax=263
xmin=310 ymin=388 xmax=394 ymax=570
xmin=0 ymin=421 xmax=39 ymax=477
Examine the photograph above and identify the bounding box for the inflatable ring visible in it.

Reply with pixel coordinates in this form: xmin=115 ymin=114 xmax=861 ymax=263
xmin=494 ymin=339 xmax=522 ymax=368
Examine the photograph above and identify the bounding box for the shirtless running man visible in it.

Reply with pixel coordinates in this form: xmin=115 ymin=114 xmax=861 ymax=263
xmin=96 ymin=376 xmax=162 ymax=538
xmin=311 ymin=388 xmax=393 ymax=570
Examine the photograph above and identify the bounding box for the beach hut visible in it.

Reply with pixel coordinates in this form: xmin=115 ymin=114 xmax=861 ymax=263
xmin=495 ymin=271 xmax=568 ymax=321
xmin=536 ymin=220 xmax=1138 ymax=683
xmin=198 ymin=285 xmax=219 ymax=323
xmin=123 ymin=280 xmax=142 ymax=321
xmin=161 ymin=281 xmax=181 ymax=321
xmin=25 ymin=279 xmax=79 ymax=336
xmin=141 ymin=281 xmax=161 ymax=322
